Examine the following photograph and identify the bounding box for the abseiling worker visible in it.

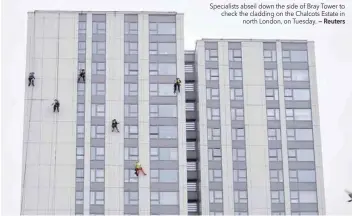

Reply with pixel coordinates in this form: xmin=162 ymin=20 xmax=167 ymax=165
xmin=134 ymin=161 xmax=147 ymax=176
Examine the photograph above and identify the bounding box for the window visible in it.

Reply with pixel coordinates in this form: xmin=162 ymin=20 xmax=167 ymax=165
xmin=233 ymin=149 xmax=246 ymax=161
xmin=91 ymin=125 xmax=105 ymax=138
xmin=205 ymin=49 xmax=218 ymax=61
xmin=91 ymin=169 xmax=104 ymax=182
xmin=282 ymin=50 xmax=308 ymax=62
xmin=285 ymin=89 xmax=310 ymax=100
xmin=78 ymin=21 xmax=86 ymax=34
xmin=264 ymin=50 xmax=277 ymax=61
xmin=186 ymin=102 xmax=195 ymax=111
xmin=92 ymin=22 xmax=106 ymax=34
xmin=233 ymin=170 xmax=247 ymax=182
xmin=234 ymin=190 xmax=248 ymax=203
xmin=91 ymin=104 xmax=105 ymax=117
xmin=77 ymin=103 xmax=84 ymax=116
xmin=125 ymin=169 xmax=138 ymax=182
xmin=125 ymin=42 xmax=138 ymax=55
xmin=230 ymin=88 xmax=244 ymax=100
xmin=151 ymin=192 xmax=178 ymax=205
xmin=78 ymin=42 xmax=86 ymax=54
xmin=124 ymin=147 xmax=138 ymax=160
xmin=185 ymin=83 xmax=195 ymax=92
xmin=265 ymin=69 xmax=278 ymax=81
xmin=124 ymin=104 xmax=138 ymax=117
xmin=125 ymin=192 xmax=138 ymax=205
xmin=76 ymin=191 xmax=84 ymax=204
xmin=206 ymin=68 xmax=219 ymax=80
xmin=78 ymin=83 xmax=85 ymax=95
xmin=232 ymin=128 xmax=245 ymax=140
xmin=266 ymin=89 xmax=279 ymax=100
xmin=149 ymin=63 xmax=176 ymax=75
xmin=290 ymin=191 xmax=317 ymax=203
xmin=124 ymin=63 xmax=138 ymax=75
xmin=91 ymin=62 xmax=105 ymax=75
xmin=91 ymin=147 xmax=104 ymax=160
xmin=271 ymin=191 xmax=284 ymax=203
xmin=267 ymin=109 xmax=280 ymax=120
xmin=269 ymin=149 xmax=283 ymax=161
xmin=149 ymin=42 xmax=176 ymax=55
xmin=207 ymin=108 xmax=220 ymax=120
xmin=286 ymin=109 xmax=312 ymax=120
xmin=210 ymin=191 xmax=223 ymax=203
xmin=228 ymin=49 xmax=242 ymax=61
xmin=76 ymin=147 xmax=84 ymax=160
xmin=150 ymin=148 xmax=177 ymax=160
xmin=208 ymin=128 xmax=221 ymax=140
xmin=209 ymin=170 xmax=222 ymax=182
xmin=150 ymin=126 xmax=177 ymax=139
xmin=124 ymin=125 xmax=138 ymax=139
xmin=284 ymin=69 xmax=309 ymax=81
xmin=289 ymin=170 xmax=316 ymax=182
xmin=206 ymin=88 xmax=219 ymax=100
xmin=150 ymin=105 xmax=177 ymax=117
xmin=150 ymin=84 xmax=174 ymax=96
xmin=76 ymin=169 xmax=84 ymax=182
xmin=92 ymin=42 xmax=106 ymax=54
xmin=149 ymin=22 xmax=176 ymax=35
xmin=231 ymin=108 xmax=244 ymax=120
xmin=78 ymin=62 xmax=85 ymax=70
xmin=287 ymin=129 xmax=313 ymax=141
xmin=77 ymin=125 xmax=84 ymax=139
xmin=229 ymin=69 xmax=243 ymax=81
xmin=270 ymin=170 xmax=284 ymax=182
xmin=288 ymin=149 xmax=315 ymax=161
xmin=268 ymin=128 xmax=281 ymax=140
xmin=124 ymin=22 xmax=138 ymax=34
xmin=90 ymin=191 xmax=104 ymax=205
xmin=150 ymin=170 xmax=178 ymax=182
xmin=125 ymin=84 xmax=138 ymax=96
xmin=208 ymin=148 xmax=221 ymax=161
xmin=91 ymin=84 xmax=105 ymax=96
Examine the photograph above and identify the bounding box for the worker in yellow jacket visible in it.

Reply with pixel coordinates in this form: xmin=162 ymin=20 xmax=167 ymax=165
xmin=134 ymin=161 xmax=146 ymax=176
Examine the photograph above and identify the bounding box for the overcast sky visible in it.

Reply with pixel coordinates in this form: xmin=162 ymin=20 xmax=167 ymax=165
xmin=1 ymin=0 xmax=352 ymax=215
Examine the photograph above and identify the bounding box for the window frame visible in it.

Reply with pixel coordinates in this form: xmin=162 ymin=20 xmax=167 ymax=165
xmin=264 ymin=50 xmax=277 ymax=62
xmin=125 ymin=42 xmax=138 ymax=55
xmin=149 ymin=22 xmax=176 ymax=35
xmin=91 ymin=103 xmax=105 ymax=117
xmin=124 ymin=169 xmax=138 ymax=182
xmin=125 ymin=192 xmax=138 ymax=205
xmin=269 ymin=148 xmax=283 ymax=161
xmin=231 ymin=108 xmax=244 ymax=121
xmin=92 ymin=22 xmax=106 ymax=34
xmin=234 ymin=190 xmax=248 ymax=203
xmin=149 ymin=62 xmax=177 ymax=75
xmin=228 ymin=49 xmax=242 ymax=61
xmin=124 ymin=22 xmax=138 ymax=34
xmin=267 ymin=108 xmax=280 ymax=120
xmin=230 ymin=88 xmax=244 ymax=100
xmin=90 ymin=168 xmax=104 ymax=182
xmin=76 ymin=168 xmax=84 ymax=182
xmin=232 ymin=128 xmax=245 ymax=140
xmin=229 ymin=68 xmax=243 ymax=81
xmin=92 ymin=41 xmax=106 ymax=54
xmin=124 ymin=83 xmax=138 ymax=96
xmin=207 ymin=108 xmax=220 ymax=120
xmin=206 ymin=68 xmax=219 ymax=80
xmin=150 ymin=126 xmax=178 ymax=139
xmin=90 ymin=147 xmax=105 ymax=160
xmin=270 ymin=169 xmax=284 ymax=182
xmin=282 ymin=50 xmax=308 ymax=62
xmin=286 ymin=108 xmax=312 ymax=121
xmin=283 ymin=69 xmax=309 ymax=81
xmin=76 ymin=147 xmax=84 ymax=160
xmin=233 ymin=148 xmax=246 ymax=161
xmin=266 ymin=88 xmax=279 ymax=100
xmin=150 ymin=169 xmax=178 ymax=183
xmin=150 ymin=192 xmax=178 ymax=205
xmin=205 ymin=49 xmax=218 ymax=61
xmin=124 ymin=147 xmax=138 ymax=160
xmin=124 ymin=125 xmax=138 ymax=139
xmin=150 ymin=104 xmax=177 ymax=118
xmin=271 ymin=190 xmax=285 ymax=203
xmin=209 ymin=190 xmax=223 ymax=204
xmin=208 ymin=148 xmax=222 ymax=161
xmin=124 ymin=63 xmax=138 ymax=75
xmin=284 ymin=88 xmax=311 ymax=101
xmin=90 ymin=191 xmax=104 ymax=205
xmin=150 ymin=147 xmax=178 ymax=161
xmin=209 ymin=169 xmax=223 ymax=182
xmin=91 ymin=125 xmax=105 ymax=139
xmin=206 ymin=88 xmax=220 ymax=100
xmin=91 ymin=62 xmax=106 ymax=75
xmin=77 ymin=125 xmax=85 ymax=139
xmin=268 ymin=128 xmax=281 ymax=140
xmin=207 ymin=128 xmax=221 ymax=140
xmin=125 ymin=104 xmax=138 ymax=117
xmin=149 ymin=42 xmax=176 ymax=55
xmin=233 ymin=169 xmax=247 ymax=182
xmin=265 ymin=69 xmax=278 ymax=81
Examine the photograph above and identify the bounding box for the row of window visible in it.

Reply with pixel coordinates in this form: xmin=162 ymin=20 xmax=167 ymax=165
xmin=208 ymin=128 xmax=313 ymax=141
xmin=125 ymin=42 xmax=176 ymax=55
xmin=125 ymin=147 xmax=177 ymax=160
xmin=269 ymin=148 xmax=315 ymax=162
xmin=206 ymin=49 xmax=308 ymax=63
xmin=206 ymin=68 xmax=309 ymax=82
xmin=125 ymin=62 xmax=177 ymax=76
xmin=207 ymin=107 xmax=312 ymax=121
xmin=270 ymin=169 xmax=316 ymax=183
xmin=78 ymin=21 xmax=106 ymax=35
xmin=271 ymin=190 xmax=317 ymax=204
xmin=124 ymin=22 xmax=176 ymax=35
xmin=124 ymin=192 xmax=178 ymax=205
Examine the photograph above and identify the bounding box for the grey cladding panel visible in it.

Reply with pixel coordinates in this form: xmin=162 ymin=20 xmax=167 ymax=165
xmin=291 ymin=203 xmax=318 ymax=212
xmin=124 ymin=183 xmax=138 ymax=191
xmin=124 ymin=35 xmax=138 ymax=42
xmin=284 ymin=81 xmax=310 ymax=89
xmin=91 ymin=74 xmax=106 ymax=83
xmin=76 ymin=182 xmax=84 ymax=190
xmin=91 ymin=96 xmax=105 ymax=104
xmin=283 ymin=62 xmax=309 ymax=70
xmin=233 ymin=182 xmax=247 ymax=190
xmin=204 ymin=42 xmax=218 ymax=49
xmin=185 ymin=72 xmax=195 ymax=81
xmin=78 ymin=14 xmax=87 ymax=21
xmin=78 ymin=34 xmax=86 ymax=42
xmin=150 ymin=97 xmax=177 ymax=104
xmin=149 ymin=35 xmax=176 ymax=42
xmin=149 ymin=76 xmax=176 ymax=83
xmin=268 ymin=141 xmax=282 ymax=149
xmin=263 ymin=42 xmax=276 ymax=50
xmin=206 ymin=80 xmax=219 ymax=88
xmin=91 ymin=161 xmax=104 ymax=169
xmin=92 ymin=14 xmax=106 ymax=21
xmin=125 ymin=75 xmax=138 ymax=83
xmin=90 ymin=205 xmax=104 ymax=214
xmin=232 ymin=141 xmax=246 ymax=148
xmin=228 ymin=42 xmax=242 ymax=49
xmin=285 ymin=101 xmax=311 ymax=109
xmin=91 ymin=138 xmax=105 ymax=147
xmin=233 ymin=161 xmax=246 ymax=169
xmin=150 ymin=161 xmax=178 ymax=169
xmin=209 ymin=203 xmax=223 ymax=212
xmin=92 ymin=54 xmax=106 ymax=62
xmin=185 ymin=53 xmax=195 ymax=61
xmin=281 ymin=42 xmax=308 ymax=50
xmin=92 ymin=34 xmax=106 ymax=42
xmin=286 ymin=120 xmax=313 ymax=128
xmin=289 ymin=162 xmax=316 ymax=169
xmin=290 ymin=182 xmax=317 ymax=191
xmin=269 ymin=162 xmax=283 ymax=170
xmin=208 ymin=141 xmax=221 ymax=148
xmin=234 ymin=203 xmax=248 ymax=212
xmin=207 ymin=100 xmax=221 ymax=108
xmin=124 ymin=96 xmax=138 ymax=104
xmin=209 ymin=182 xmax=223 ymax=190
xmin=205 ymin=61 xmax=219 ymax=69
xmin=149 ymin=14 xmax=176 ymax=22
xmin=124 ymin=117 xmax=138 ymax=125
xmin=230 ymin=101 xmax=245 ymax=108
xmin=124 ymin=139 xmax=138 ymax=147
xmin=150 ymin=183 xmax=179 ymax=191
xmin=208 ymin=120 xmax=221 ymax=128
xmin=90 ymin=182 xmax=104 ymax=190
xmin=149 ymin=55 xmax=177 ymax=63
xmin=124 ymin=205 xmax=139 ymax=214
xmin=264 ymin=62 xmax=277 ymax=69
xmin=124 ymin=54 xmax=139 ymax=63
xmin=265 ymin=81 xmax=278 ymax=88
xmin=229 ymin=62 xmax=243 ymax=68
xmin=229 ymin=81 xmax=243 ymax=88
xmin=271 ymin=204 xmax=285 ymax=212
xmin=150 ymin=139 xmax=178 ymax=147
xmin=91 ymin=117 xmax=105 ymax=125
xmin=208 ymin=161 xmax=222 ymax=169
xmin=270 ymin=182 xmax=284 ymax=190
xmin=266 ymin=100 xmax=280 ymax=108
xmin=124 ymin=14 xmax=138 ymax=22
xmin=150 ymin=206 xmax=179 ymax=215
xmin=287 ymin=141 xmax=314 ymax=149
xmin=78 ymin=54 xmax=85 ymax=62
xmin=150 ymin=118 xmax=178 ymax=126
xmin=267 ymin=120 xmax=281 ymax=128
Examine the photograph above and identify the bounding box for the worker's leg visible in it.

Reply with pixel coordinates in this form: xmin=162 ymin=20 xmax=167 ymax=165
xmin=177 ymin=84 xmax=180 ymax=93
xmin=57 ymin=106 xmax=59 ymax=112
xmin=116 ymin=126 xmax=120 ymax=133
xmin=28 ymin=78 xmax=31 ymax=86
xmin=53 ymin=106 xmax=57 ymax=112
xmin=134 ymin=168 xmax=139 ymax=176
xmin=83 ymin=76 xmax=85 ymax=82
xmin=31 ymin=79 xmax=35 ymax=86
xmin=140 ymin=168 xmax=147 ymax=175
xmin=173 ymin=83 xmax=177 ymax=94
